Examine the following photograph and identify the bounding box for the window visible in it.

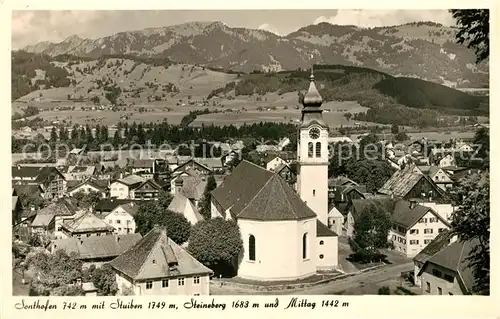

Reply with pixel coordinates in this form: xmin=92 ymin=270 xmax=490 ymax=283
xmin=248 ymin=235 xmax=256 ymax=261
xmin=444 ymin=274 xmax=454 ymax=282
xmin=319 ymin=254 xmax=324 ymax=259
xmin=178 ymin=278 xmax=185 ymax=286
xmin=315 ymin=142 xmax=321 ymax=157
xmin=424 ymin=239 xmax=432 ymax=244
xmin=162 ymin=279 xmax=168 ymax=288
xmin=432 ymin=269 xmax=442 ymax=278
xmin=146 ymin=281 xmax=153 ymax=289
xmin=194 ymin=293 xmax=200 ymax=296
xmin=419 ymin=218 xmax=428 ymax=223
xmin=392 ymin=235 xmax=396 ymax=240
xmin=313 ymin=189 xmax=316 ymax=196
xmin=424 ymin=228 xmax=433 ymax=234
xmin=410 ymin=229 xmax=419 ymax=235
xmin=302 ymin=233 xmax=308 ymax=259
xmin=308 ymin=142 xmax=313 ymax=158
xmin=86 ymin=234 xmax=91 ymax=237
xmin=152 ymin=259 xmax=156 ymax=264
xmin=193 ymin=276 xmax=200 ymax=284
xmin=429 ymin=218 xmax=437 ymax=223
xmin=116 ymin=220 xmax=121 ymax=224
xmin=438 ymin=287 xmax=442 ymax=295
xmin=426 ymin=282 xmax=431 ymax=293
xmin=319 ymin=240 xmax=324 ymax=245
xmin=410 ymin=240 xmax=419 ymax=245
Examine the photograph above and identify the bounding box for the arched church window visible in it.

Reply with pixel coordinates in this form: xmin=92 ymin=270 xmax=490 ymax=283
xmin=248 ymin=235 xmax=256 ymax=261
xmin=313 ymin=189 xmax=316 ymax=196
xmin=315 ymin=142 xmax=321 ymax=157
xmin=302 ymin=233 xmax=308 ymax=259
xmin=308 ymin=142 xmax=313 ymax=158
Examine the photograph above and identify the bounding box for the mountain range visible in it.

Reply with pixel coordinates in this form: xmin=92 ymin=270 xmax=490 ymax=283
xmin=22 ymin=21 xmax=488 ymax=88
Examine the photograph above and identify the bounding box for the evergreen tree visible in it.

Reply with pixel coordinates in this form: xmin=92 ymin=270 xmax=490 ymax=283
xmin=198 ymin=174 xmax=217 ymax=220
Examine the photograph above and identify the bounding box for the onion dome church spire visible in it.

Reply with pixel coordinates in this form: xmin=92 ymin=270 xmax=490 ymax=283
xmin=300 ymin=67 xmax=326 ymax=128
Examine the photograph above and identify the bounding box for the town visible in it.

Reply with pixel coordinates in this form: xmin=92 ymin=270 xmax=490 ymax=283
xmin=11 ymin=9 xmax=490 ymax=297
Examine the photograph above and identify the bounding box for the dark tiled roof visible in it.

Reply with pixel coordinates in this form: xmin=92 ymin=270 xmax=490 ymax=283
xmin=391 ymin=200 xmax=434 ymax=228
xmin=413 ymin=230 xmax=453 ymax=264
xmin=109 ymin=226 xmax=212 ymax=281
xmin=237 ymin=173 xmax=317 ymax=221
xmin=131 ymin=159 xmax=155 ymax=168
xmin=212 ymin=160 xmax=274 ymax=216
xmin=378 ymin=165 xmax=444 ymax=198
xmin=95 ymin=198 xmax=134 ymax=213
xmin=115 ymin=203 xmax=139 ymax=217
xmin=316 ymin=220 xmax=337 ymax=237
xmin=51 ymin=233 xmax=142 ymax=260
xmin=12 ymin=166 xmax=43 ymax=178
xmin=38 ymin=198 xmax=78 ymax=217
xmin=420 ymin=238 xmax=480 ymax=294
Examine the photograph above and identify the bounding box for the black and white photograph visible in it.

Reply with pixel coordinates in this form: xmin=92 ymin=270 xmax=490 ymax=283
xmin=8 ymin=7 xmax=490 ymax=301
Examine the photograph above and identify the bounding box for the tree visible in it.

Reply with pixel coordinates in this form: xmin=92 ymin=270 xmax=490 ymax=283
xmin=135 ymin=201 xmax=191 ymax=245
xmin=188 ymin=217 xmax=243 ymax=277
xmin=391 ymin=124 xmax=399 ymax=135
xmin=395 ymin=131 xmax=409 ymax=142
xmin=473 ymin=127 xmax=489 ymax=159
xmin=198 ymin=174 xmax=217 ymax=220
xmin=450 ymin=10 xmax=489 ymax=63
xmin=83 ymin=264 xmax=118 ymax=296
xmin=348 ymin=203 xmax=392 ymax=263
xmin=50 ymin=127 xmax=58 ymax=143
xmin=25 ymin=249 xmax=84 ymax=296
xmin=72 ymin=190 xmax=101 ymax=209
xmin=344 ymin=112 xmax=352 ymax=122
xmin=449 ymin=173 xmax=489 ymax=294
xmin=378 ymin=286 xmax=391 ymax=295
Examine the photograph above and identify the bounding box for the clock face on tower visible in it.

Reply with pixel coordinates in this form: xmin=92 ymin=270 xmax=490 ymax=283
xmin=309 ymin=127 xmax=321 ymax=139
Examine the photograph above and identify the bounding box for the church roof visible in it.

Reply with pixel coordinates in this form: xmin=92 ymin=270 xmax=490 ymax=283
xmin=303 ymin=72 xmax=323 ymax=107
xmin=316 ymin=220 xmax=337 ymax=237
xmin=211 ymin=160 xmax=316 ymax=221
xmin=109 ymin=225 xmax=212 ymax=281
xmin=301 ymin=70 xmax=327 ymax=128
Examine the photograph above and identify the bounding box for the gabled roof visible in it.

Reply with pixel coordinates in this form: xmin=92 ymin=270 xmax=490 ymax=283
xmin=62 ymin=211 xmax=114 ymax=233
xmin=134 ymin=179 xmax=163 ymax=191
xmin=214 ymin=161 xmax=316 ymax=221
xmin=167 ymin=193 xmax=204 ymax=223
xmin=38 ymin=198 xmax=78 ymax=217
xmin=378 ymin=165 xmax=444 ymax=198
xmin=418 ymin=238 xmax=480 ymax=294
xmin=391 ymin=200 xmax=448 ymax=229
xmin=95 ymin=198 xmax=134 ymax=213
xmin=31 ymin=213 xmax=55 ymax=227
xmin=51 ymin=233 xmax=142 ymax=260
xmin=173 ymin=158 xmax=213 ymax=174
xmin=113 ymin=203 xmax=139 ymax=217
xmin=68 ymin=178 xmax=109 ymax=193
xmin=131 ymin=159 xmax=155 ymax=168
xmin=109 ymin=225 xmax=212 ymax=281
xmin=413 ymin=230 xmax=453 ymax=264
xmin=12 ymin=196 xmax=20 ymax=210
xmin=113 ymin=174 xmax=146 ymax=187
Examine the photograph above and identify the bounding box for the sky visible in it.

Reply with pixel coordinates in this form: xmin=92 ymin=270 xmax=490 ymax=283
xmin=11 ymin=10 xmax=457 ymax=49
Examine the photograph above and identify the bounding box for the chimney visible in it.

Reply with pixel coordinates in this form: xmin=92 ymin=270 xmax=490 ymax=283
xmin=409 ymin=200 xmax=416 ymax=209
xmin=120 ymin=173 xmax=123 ymax=179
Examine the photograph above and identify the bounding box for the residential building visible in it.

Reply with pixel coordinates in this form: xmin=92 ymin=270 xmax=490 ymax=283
xmin=418 ymin=238 xmax=481 ymax=295
xmin=31 ymin=199 xmax=80 ymax=239
xmin=109 ymin=174 xmax=146 ymax=199
xmin=172 ymin=159 xmax=213 ymax=176
xmin=94 ymin=198 xmax=134 ymax=216
xmin=63 ymin=166 xmax=97 ymax=181
xmin=327 ymin=205 xmax=343 ymax=236
xmin=438 ymin=154 xmax=456 ymax=168
xmin=389 ymin=200 xmax=451 ymax=257
xmin=12 ymin=165 xmax=67 ymax=199
xmin=417 ymin=166 xmax=454 ymax=191
xmin=60 ymin=211 xmax=115 ymax=239
xmin=130 ymin=159 xmax=156 ymax=179
xmin=49 ymin=233 xmax=142 ymax=268
xmin=273 ymin=163 xmax=297 ymax=188
xmin=266 ymin=156 xmax=288 ymax=171
xmin=12 ymin=195 xmax=23 ymax=226
xmin=130 ymin=179 xmax=163 ymax=200
xmin=109 ymin=225 xmax=213 ymax=295
xmin=67 ymin=178 xmax=108 ymax=198
xmin=105 ymin=203 xmax=138 ymax=234
xmin=167 ymin=192 xmax=204 ymax=225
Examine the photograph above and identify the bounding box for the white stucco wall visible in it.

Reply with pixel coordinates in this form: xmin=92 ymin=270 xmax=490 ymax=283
xmin=298 ymin=164 xmax=329 ymax=225
xmin=115 ymin=272 xmax=210 ymax=296
xmin=109 ymin=182 xmax=129 ymax=199
xmin=237 ymin=218 xmax=316 ymax=281
xmin=316 ymin=236 xmax=338 ymax=270
xmin=68 ymin=184 xmax=104 ymax=197
xmin=266 ymin=157 xmax=286 ymax=171
xmin=107 ymin=207 xmax=136 ymax=234
xmin=405 ymin=211 xmax=450 ymax=258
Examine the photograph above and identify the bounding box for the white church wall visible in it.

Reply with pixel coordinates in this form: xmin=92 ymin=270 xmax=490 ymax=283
xmin=316 ymin=236 xmax=338 ymax=270
xmin=298 ymin=164 xmax=329 ymax=226
xmin=237 ymin=218 xmax=316 ymax=281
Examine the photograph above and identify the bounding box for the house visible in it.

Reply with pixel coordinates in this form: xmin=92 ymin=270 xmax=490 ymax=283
xmin=266 ymin=156 xmax=288 ymax=171
xmin=417 ymin=238 xmax=481 ymax=295
xmin=170 ymin=170 xmax=206 ymax=206
xmin=49 ymin=233 xmax=142 ymax=268
xmin=378 ymin=164 xmax=446 ymax=201
xmin=12 ymin=165 xmax=67 ymax=199
xmin=172 ymin=158 xmax=213 ymax=176
xmin=109 ymin=225 xmax=213 ymax=295
xmin=417 ymin=166 xmax=454 ymax=190
xmin=130 ymin=179 xmax=163 ymax=201
xmin=94 ymin=198 xmax=134 ymax=216
xmin=439 ymin=154 xmax=456 ymax=168
xmin=104 ymin=203 xmax=139 ymax=234
xmin=194 ymin=157 xmax=224 ymax=173
xmin=273 ymin=163 xmax=297 ymax=187
xmin=388 ymin=200 xmax=451 ymax=257
xmin=31 ymin=199 xmax=80 ymax=239
xmin=327 ymin=205 xmax=344 ymax=236
xmin=63 ymin=166 xmax=97 ymax=181
xmin=109 ymin=174 xmax=146 ymax=199
xmin=167 ymin=192 xmax=204 ymax=225
xmin=130 ymin=159 xmax=155 ymax=179
xmin=68 ymin=178 xmax=109 ymax=198
xmin=413 ymin=230 xmax=454 ymax=287
xmin=60 ymin=211 xmax=115 ymax=239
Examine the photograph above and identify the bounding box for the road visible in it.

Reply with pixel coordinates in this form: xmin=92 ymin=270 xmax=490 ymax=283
xmin=210 ymin=262 xmax=414 ymax=295
xmin=287 ymin=262 xmax=414 ymax=295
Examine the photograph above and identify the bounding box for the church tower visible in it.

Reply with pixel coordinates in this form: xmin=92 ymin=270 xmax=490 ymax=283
xmin=297 ymin=69 xmax=329 ymax=226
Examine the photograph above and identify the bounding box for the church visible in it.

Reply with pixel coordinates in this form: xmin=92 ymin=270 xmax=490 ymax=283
xmin=210 ymin=70 xmax=339 ymax=281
